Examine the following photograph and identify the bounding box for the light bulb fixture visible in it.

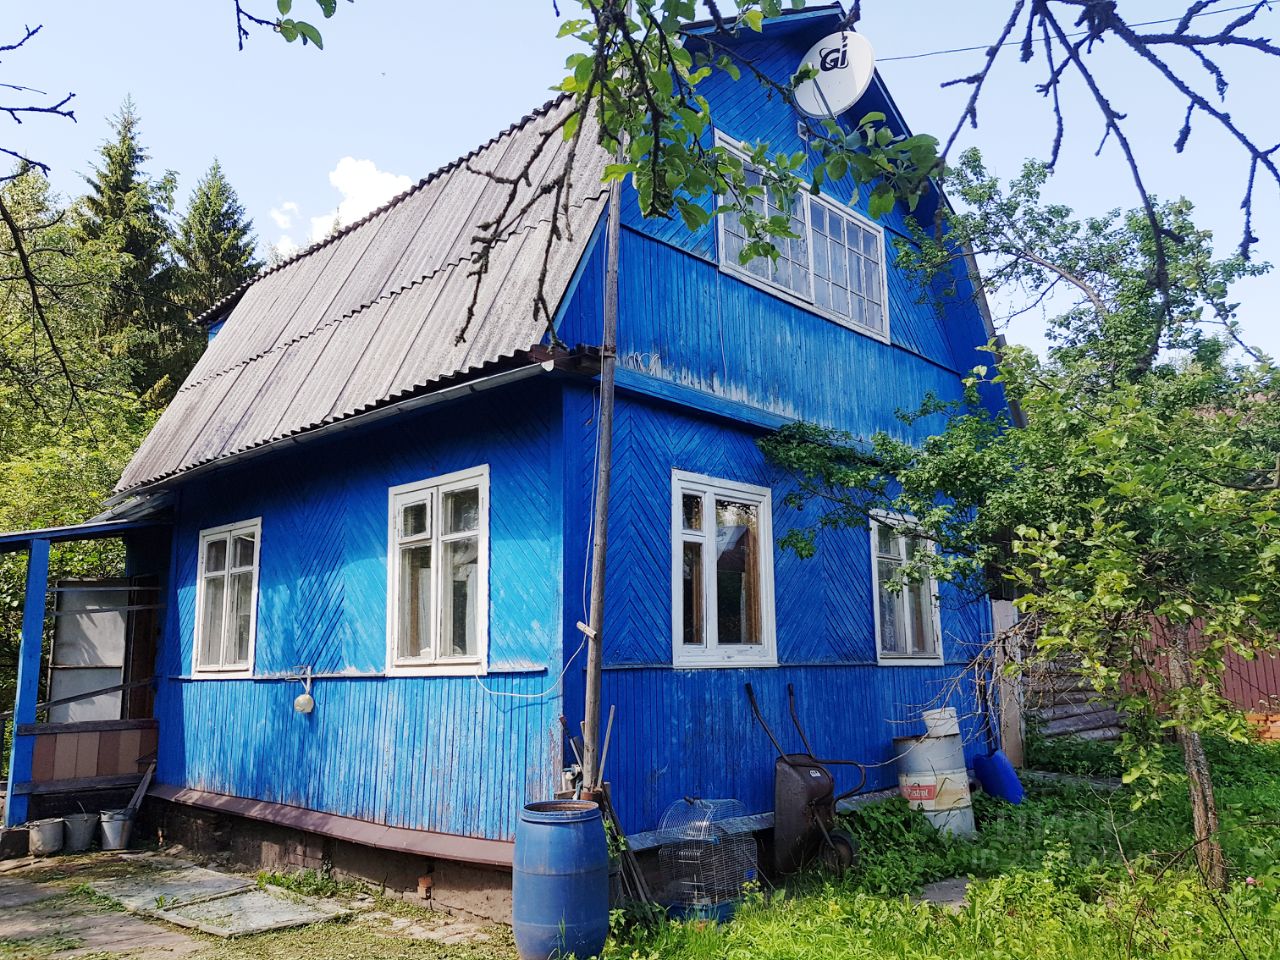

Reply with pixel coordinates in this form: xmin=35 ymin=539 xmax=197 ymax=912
xmin=293 ymin=666 xmax=315 ymax=714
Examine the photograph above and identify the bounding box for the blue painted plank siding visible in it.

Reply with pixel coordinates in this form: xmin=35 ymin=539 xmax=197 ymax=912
xmin=153 ymin=382 xmax=566 ymax=841
xmin=556 ymin=387 xmax=990 ymax=832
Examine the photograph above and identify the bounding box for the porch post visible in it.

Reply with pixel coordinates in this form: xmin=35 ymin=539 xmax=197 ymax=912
xmin=4 ymin=537 xmax=50 ymax=827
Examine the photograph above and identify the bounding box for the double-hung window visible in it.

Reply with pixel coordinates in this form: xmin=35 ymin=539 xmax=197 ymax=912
xmin=871 ymin=515 xmax=942 ymax=663
xmin=672 ymin=471 xmax=776 ymax=667
xmin=194 ymin=519 xmax=261 ymax=675
xmin=387 ymin=466 xmax=489 ymax=674
xmin=717 ymin=134 xmax=889 ymax=339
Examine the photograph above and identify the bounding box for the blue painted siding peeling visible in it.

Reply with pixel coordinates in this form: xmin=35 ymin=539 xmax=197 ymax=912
xmin=154 ymin=383 xmax=567 ymax=841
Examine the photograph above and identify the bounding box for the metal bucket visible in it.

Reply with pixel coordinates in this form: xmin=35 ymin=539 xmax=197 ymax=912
xmin=99 ymin=809 xmax=134 ymax=851
xmin=922 ymin=707 xmax=960 ymax=738
xmin=27 ymin=818 xmax=64 ymax=856
xmin=893 ymin=733 xmax=976 ymax=837
xmin=63 ymin=812 xmax=99 ymax=852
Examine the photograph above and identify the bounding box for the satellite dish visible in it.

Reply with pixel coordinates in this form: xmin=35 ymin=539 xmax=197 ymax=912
xmin=793 ymin=31 xmax=876 ymax=120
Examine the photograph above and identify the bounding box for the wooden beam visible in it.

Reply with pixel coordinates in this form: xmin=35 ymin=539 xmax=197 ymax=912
xmin=16 ymin=719 xmax=158 ymax=736
xmin=12 ymin=774 xmax=144 ymax=796
xmin=5 ymin=538 xmax=49 ymax=827
xmin=149 ymin=784 xmax=516 ymax=869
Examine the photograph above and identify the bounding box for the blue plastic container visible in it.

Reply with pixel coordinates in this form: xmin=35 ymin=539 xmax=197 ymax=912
xmin=974 ymin=750 xmax=1025 ymax=805
xmin=513 ymin=800 xmax=609 ymax=960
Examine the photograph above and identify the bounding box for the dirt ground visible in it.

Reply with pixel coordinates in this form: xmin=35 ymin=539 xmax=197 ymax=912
xmin=0 ymin=851 xmax=514 ymax=960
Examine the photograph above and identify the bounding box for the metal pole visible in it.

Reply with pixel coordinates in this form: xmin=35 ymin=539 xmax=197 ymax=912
xmin=582 ymin=137 xmax=625 ymax=791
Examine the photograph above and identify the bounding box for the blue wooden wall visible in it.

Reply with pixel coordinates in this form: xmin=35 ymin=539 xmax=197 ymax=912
xmin=153 ymin=382 xmax=567 ymax=841
xmin=558 ymin=385 xmax=990 ymax=832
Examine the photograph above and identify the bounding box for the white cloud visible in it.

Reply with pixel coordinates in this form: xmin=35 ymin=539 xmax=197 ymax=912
xmin=274 ymin=235 xmax=299 ymax=259
xmin=269 ymin=201 xmax=300 ymax=230
xmin=308 ymin=157 xmax=412 ymax=242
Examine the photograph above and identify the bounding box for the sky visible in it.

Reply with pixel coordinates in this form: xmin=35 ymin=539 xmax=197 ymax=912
xmin=7 ymin=1 xmax=1277 ymax=356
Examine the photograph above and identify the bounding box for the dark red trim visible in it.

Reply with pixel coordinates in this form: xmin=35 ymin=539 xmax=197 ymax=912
xmin=149 ymin=784 xmax=514 ymax=869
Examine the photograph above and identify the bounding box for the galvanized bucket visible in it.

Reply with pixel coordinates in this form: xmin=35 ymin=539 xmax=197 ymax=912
xmin=26 ymin=818 xmax=64 ymax=856
xmin=99 ymin=809 xmax=133 ymax=851
xmin=63 ymin=812 xmax=99 ymax=852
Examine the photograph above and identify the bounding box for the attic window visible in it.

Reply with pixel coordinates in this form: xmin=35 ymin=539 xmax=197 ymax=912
xmin=387 ymin=465 xmax=489 ymax=675
xmin=716 ymin=134 xmax=889 ymax=339
xmin=194 ymin=519 xmax=261 ymax=675
xmin=672 ymin=471 xmax=777 ymax=668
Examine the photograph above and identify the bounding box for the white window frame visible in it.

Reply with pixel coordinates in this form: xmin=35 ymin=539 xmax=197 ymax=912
xmin=192 ymin=517 xmax=262 ymax=677
xmin=671 ymin=470 xmax=777 ymax=668
xmin=386 ymin=465 xmax=490 ymax=677
xmin=715 ymin=132 xmax=891 ymax=343
xmin=870 ymin=512 xmax=944 ymax=665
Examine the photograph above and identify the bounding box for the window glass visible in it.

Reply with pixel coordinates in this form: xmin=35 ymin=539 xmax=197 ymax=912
xmin=681 ymin=541 xmax=704 ymax=645
xmin=444 ymin=488 xmax=480 ymax=535
xmin=682 ymin=494 xmax=703 ymax=532
xmin=442 ymin=538 xmax=479 ymax=657
xmin=200 ymin=576 xmax=225 ymax=664
xmin=229 ymin=571 xmax=254 ymax=664
xmin=398 ymin=543 xmax=432 ymax=659
xmin=205 ymin=538 xmax=227 ymax=574
xmin=715 ymin=499 xmax=760 ymax=646
xmin=402 ymin=501 xmax=430 ymax=538
xmin=232 ymin=534 xmax=255 ymax=569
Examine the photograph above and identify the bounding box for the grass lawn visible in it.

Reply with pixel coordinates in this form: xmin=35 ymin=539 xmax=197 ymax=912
xmin=605 ymin=736 xmax=1280 ymax=960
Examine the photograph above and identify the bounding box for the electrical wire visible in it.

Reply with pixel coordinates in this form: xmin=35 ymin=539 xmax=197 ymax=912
xmin=878 ymin=3 xmax=1269 ymax=63
xmin=471 ymin=635 xmax=588 ymax=701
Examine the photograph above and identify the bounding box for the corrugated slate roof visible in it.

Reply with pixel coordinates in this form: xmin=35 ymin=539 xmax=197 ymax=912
xmin=116 ymin=97 xmax=608 ymax=494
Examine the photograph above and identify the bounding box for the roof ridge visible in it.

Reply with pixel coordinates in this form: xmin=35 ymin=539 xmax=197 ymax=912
xmin=190 ymin=93 xmax=574 ymax=328
xmin=175 ymin=186 xmax=609 ymax=397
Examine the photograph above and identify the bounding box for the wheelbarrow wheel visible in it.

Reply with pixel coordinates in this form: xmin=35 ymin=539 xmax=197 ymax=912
xmin=820 ymin=829 xmax=858 ymax=875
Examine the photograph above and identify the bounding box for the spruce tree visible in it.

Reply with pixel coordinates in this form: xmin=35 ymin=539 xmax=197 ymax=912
xmin=75 ymin=97 xmax=192 ymax=402
xmin=174 ymin=159 xmax=261 ymax=314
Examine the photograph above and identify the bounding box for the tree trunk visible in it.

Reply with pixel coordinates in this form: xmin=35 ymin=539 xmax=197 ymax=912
xmin=1167 ymin=622 xmax=1227 ymax=888
xmin=1178 ymin=725 xmax=1226 ymax=888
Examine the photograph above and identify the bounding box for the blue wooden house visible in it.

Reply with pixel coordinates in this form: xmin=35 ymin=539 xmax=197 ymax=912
xmin=3 ymin=4 xmax=1003 ymax=901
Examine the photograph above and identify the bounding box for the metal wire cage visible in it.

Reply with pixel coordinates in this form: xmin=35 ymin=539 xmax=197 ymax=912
xmin=657 ymin=797 xmax=758 ymax=915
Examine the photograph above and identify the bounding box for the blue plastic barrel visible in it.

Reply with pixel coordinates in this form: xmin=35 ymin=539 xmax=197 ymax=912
xmin=513 ymin=800 xmax=609 ymax=960
xmin=974 ymin=750 xmax=1025 ymax=804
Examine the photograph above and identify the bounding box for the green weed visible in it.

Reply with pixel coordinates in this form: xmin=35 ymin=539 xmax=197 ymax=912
xmin=607 ymin=737 xmax=1280 ymax=960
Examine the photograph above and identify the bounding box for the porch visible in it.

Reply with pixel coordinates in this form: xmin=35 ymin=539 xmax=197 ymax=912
xmin=2 ymin=518 xmax=170 ymax=831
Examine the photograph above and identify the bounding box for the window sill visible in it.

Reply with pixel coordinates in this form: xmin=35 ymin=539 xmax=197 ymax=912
xmin=189 ymin=669 xmax=255 ymax=680
xmin=386 ymin=660 xmax=488 ymax=678
xmin=877 ymin=654 xmax=945 ymax=667
xmin=672 ymin=656 xmax=778 ymax=670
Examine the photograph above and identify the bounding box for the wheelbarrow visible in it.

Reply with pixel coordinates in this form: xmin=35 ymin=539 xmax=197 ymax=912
xmin=745 ymin=682 xmax=867 ymax=875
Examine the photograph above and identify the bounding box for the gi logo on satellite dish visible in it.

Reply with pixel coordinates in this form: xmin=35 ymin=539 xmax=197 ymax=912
xmin=818 ymin=44 xmax=848 ymax=72
xmin=793 ymin=31 xmax=876 ymax=120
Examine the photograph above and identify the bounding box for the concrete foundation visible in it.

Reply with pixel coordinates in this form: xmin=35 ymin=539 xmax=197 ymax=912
xmin=141 ymin=797 xmax=513 ymax=922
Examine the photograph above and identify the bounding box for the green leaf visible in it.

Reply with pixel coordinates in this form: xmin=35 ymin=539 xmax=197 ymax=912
xmin=742 ymin=9 xmax=764 ymax=32
xmin=296 ymin=19 xmax=323 ymax=47
xmin=315 ymin=0 xmax=337 ymax=17
xmin=277 ymin=18 xmax=299 ymax=41
xmin=868 ymin=183 xmax=895 ymax=219
xmin=277 ymin=0 xmax=292 ymax=13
